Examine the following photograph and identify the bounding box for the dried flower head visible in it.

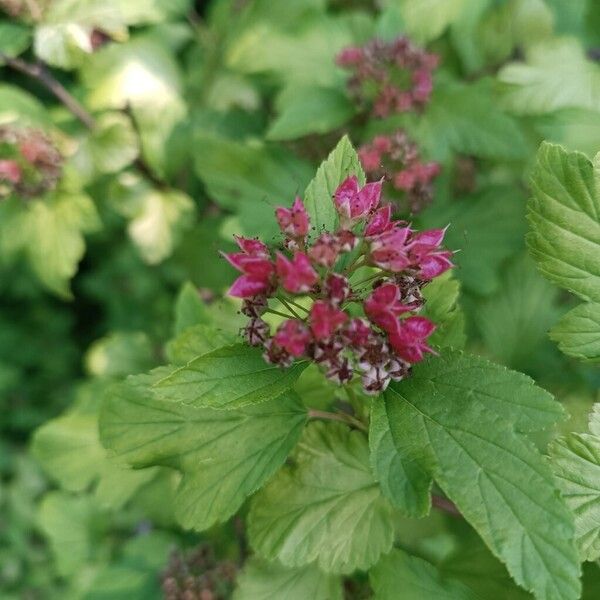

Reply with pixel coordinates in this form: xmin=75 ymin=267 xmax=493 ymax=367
xmin=359 ymin=131 xmax=441 ymax=214
xmin=222 ymin=173 xmax=453 ymax=395
xmin=336 ymin=37 xmax=439 ymax=117
xmin=0 ymin=126 xmax=62 ymax=199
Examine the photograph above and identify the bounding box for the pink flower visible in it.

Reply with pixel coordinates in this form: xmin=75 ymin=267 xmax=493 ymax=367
xmin=309 ymin=233 xmax=339 ymax=267
xmin=324 ymin=273 xmax=350 ymax=305
xmin=335 ymin=229 xmax=359 ymax=252
xmin=365 ymin=205 xmax=393 ymax=237
xmin=358 ymin=146 xmax=381 ymax=171
xmin=369 ymin=226 xmax=412 ymax=271
xmin=389 ymin=316 xmax=436 ymax=363
xmin=223 ymin=238 xmax=274 ymax=298
xmin=364 ymin=282 xmax=415 ymax=335
xmin=234 ymin=235 xmax=269 ymax=257
xmin=276 ymin=252 xmax=318 ymax=293
xmin=276 ymin=196 xmax=310 ymax=238
xmin=0 ymin=159 xmax=22 ymax=184
xmin=343 ymin=318 xmax=372 ymax=348
xmin=274 ymin=320 xmax=311 ymax=357
xmin=336 ymin=46 xmax=364 ymax=66
xmin=333 ymin=176 xmax=382 ymax=226
xmin=310 ymin=300 xmax=348 ymax=340
xmin=406 ymin=228 xmax=454 ymax=279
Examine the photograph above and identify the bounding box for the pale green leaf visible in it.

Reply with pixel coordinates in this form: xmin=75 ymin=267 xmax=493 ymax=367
xmin=303 ymin=135 xmax=364 ymax=238
xmin=25 ymin=191 xmax=100 ymax=297
xmin=0 ymin=84 xmax=50 ymax=127
xmin=87 ymin=112 xmax=139 ymax=174
xmin=248 ymin=422 xmax=395 ymax=574
xmin=377 ymin=351 xmax=579 ymax=600
xmin=499 ymin=39 xmax=600 ymax=115
xmin=400 ymin=0 xmax=467 ymax=44
xmin=84 ymin=331 xmax=153 ymax=378
xmin=550 ymin=303 xmax=600 ymax=362
xmin=173 ymin=281 xmax=211 ymax=334
xmin=31 ymin=412 xmax=105 ymax=492
xmin=267 ymin=86 xmax=354 ymax=141
xmin=37 ymin=492 xmax=98 ymax=577
xmin=154 ymin=344 xmax=307 ymax=409
xmin=550 ymin=404 xmax=600 ymax=561
xmin=370 ymin=548 xmax=479 ymax=600
xmin=528 ymin=142 xmax=600 ymax=303
xmin=100 ymin=376 xmax=306 ymax=531
xmin=233 ymin=559 xmax=343 ymax=600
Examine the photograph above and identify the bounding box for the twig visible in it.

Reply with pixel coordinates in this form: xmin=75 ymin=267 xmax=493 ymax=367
xmin=431 ymin=494 xmax=462 ymax=517
xmin=308 ymin=408 xmax=367 ymax=432
xmin=0 ymin=53 xmax=96 ymax=129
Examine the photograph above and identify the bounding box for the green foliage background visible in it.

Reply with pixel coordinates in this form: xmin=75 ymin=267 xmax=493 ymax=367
xmin=1 ymin=0 xmax=600 ymax=598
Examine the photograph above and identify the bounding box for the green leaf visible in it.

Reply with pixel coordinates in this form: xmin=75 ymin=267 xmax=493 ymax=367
xmin=303 ymin=135 xmax=364 ymax=238
xmin=528 ymin=142 xmax=600 ymax=303
xmin=24 ymin=191 xmax=100 ymax=298
xmin=499 ymin=39 xmax=600 ymax=115
xmin=37 ymin=491 xmax=100 ymax=577
xmin=550 ymin=404 xmax=600 ymax=561
xmin=100 ymin=376 xmax=306 ymax=531
xmin=0 ymin=22 xmax=31 ymax=62
xmin=267 ymin=86 xmax=355 ymax=141
xmin=421 ymin=271 xmax=466 ymax=350
xmin=192 ymin=133 xmax=313 ymax=239
xmin=376 ymin=351 xmax=580 ymax=600
xmin=415 ymin=79 xmax=528 ymax=161
xmin=248 ymin=422 xmax=395 ymax=574
xmin=154 ymin=344 xmax=307 ymax=409
xmin=173 ymin=281 xmax=210 ymax=334
xmin=84 ymin=331 xmax=153 ymax=378
xmin=550 ymin=303 xmax=600 ymax=362
xmin=473 ymin=255 xmax=563 ymax=370
xmin=399 ymin=0 xmax=467 ymax=44
xmin=166 ymin=324 xmax=238 ymax=365
xmin=370 ymin=548 xmax=479 ymax=600
xmin=31 ymin=412 xmax=105 ymax=492
xmin=233 ymin=559 xmax=343 ymax=600
xmin=422 ymin=186 xmax=526 ymax=295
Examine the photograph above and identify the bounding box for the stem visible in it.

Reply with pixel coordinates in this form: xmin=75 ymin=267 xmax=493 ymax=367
xmin=277 ymin=296 xmax=302 ymax=320
xmin=431 ymin=494 xmax=462 ymax=517
xmin=0 ymin=54 xmax=96 ymax=129
xmin=352 ymin=271 xmax=384 ymax=288
xmin=284 ymin=297 xmax=310 ymax=314
xmin=264 ymin=308 xmax=296 ymax=320
xmin=308 ymin=409 xmax=367 ymax=432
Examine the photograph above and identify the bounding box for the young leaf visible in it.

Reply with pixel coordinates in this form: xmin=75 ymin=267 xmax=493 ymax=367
xmin=248 ymin=422 xmax=395 ymax=574
xmin=154 ymin=344 xmax=307 ymax=409
xmin=549 ymin=303 xmax=600 ymax=362
xmin=375 ymin=351 xmax=580 ymax=600
xmin=303 ymin=135 xmax=365 ymax=238
xmin=166 ymin=324 xmax=238 ymax=365
xmin=550 ymin=404 xmax=600 ymax=561
xmin=528 ymin=142 xmax=600 ymax=303
xmin=369 ymin=548 xmax=479 ymax=600
xmin=173 ymin=281 xmax=211 ymax=334
xmin=233 ymin=559 xmax=343 ymax=600
xmin=399 ymin=0 xmax=467 ymax=44
xmin=100 ymin=375 xmax=306 ymax=531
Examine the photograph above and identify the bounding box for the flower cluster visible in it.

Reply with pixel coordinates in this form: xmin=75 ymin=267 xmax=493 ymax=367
xmin=0 ymin=126 xmax=62 ymax=199
xmin=358 ymin=131 xmax=441 ymax=214
xmin=222 ymin=175 xmax=453 ymax=394
xmin=336 ymin=37 xmax=438 ymax=117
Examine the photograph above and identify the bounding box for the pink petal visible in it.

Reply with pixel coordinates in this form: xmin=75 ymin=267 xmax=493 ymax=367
xmin=228 ymin=275 xmax=268 ymax=298
xmin=234 ymin=236 xmax=269 ymax=256
xmin=365 ymin=205 xmax=392 ymax=237
xmin=402 ymin=316 xmax=437 ymax=338
xmin=418 ymin=252 xmax=454 ymax=280
xmin=334 ymin=175 xmax=359 ymax=216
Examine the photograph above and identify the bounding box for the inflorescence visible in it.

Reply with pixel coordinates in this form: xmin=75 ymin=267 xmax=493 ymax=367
xmin=222 ymin=176 xmax=453 ymax=395
xmin=358 ymin=131 xmax=441 ymax=214
xmin=336 ymin=37 xmax=439 ymax=117
xmin=0 ymin=126 xmax=62 ymax=199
